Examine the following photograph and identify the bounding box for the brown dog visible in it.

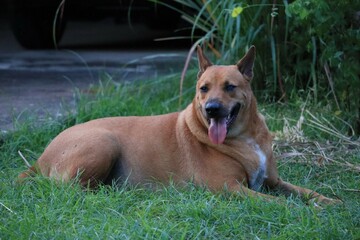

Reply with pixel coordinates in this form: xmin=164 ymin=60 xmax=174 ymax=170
xmin=19 ymin=46 xmax=339 ymax=205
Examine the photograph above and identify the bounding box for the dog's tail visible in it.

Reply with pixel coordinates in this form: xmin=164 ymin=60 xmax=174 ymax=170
xmin=17 ymin=150 xmax=38 ymax=180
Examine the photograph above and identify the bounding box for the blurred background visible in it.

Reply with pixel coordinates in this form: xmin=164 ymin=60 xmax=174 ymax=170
xmin=0 ymin=0 xmax=192 ymax=131
xmin=1 ymin=0 xmax=191 ymax=49
xmin=0 ymin=0 xmax=359 ymax=135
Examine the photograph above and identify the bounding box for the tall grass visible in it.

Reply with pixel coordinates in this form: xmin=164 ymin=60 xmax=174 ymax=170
xmin=152 ymin=0 xmax=286 ymax=97
xmin=0 ymin=72 xmax=359 ymax=239
xmin=153 ymin=0 xmax=273 ymax=61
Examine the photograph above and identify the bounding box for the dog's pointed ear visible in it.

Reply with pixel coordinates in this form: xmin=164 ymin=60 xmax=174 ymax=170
xmin=237 ymin=46 xmax=256 ymax=81
xmin=197 ymin=45 xmax=213 ymax=79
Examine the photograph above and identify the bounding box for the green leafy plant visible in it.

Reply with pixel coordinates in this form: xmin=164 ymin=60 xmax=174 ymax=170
xmin=285 ymin=0 xmax=360 ymax=134
xmin=153 ymin=0 xmax=360 ymax=135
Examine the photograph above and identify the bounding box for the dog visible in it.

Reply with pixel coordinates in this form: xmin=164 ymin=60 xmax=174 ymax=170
xmin=18 ymin=46 xmax=339 ymax=205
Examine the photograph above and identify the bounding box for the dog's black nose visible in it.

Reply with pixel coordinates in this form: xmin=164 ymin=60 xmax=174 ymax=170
xmin=205 ymin=101 xmax=222 ymax=118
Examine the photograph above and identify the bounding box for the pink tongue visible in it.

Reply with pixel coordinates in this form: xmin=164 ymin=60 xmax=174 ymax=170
xmin=208 ymin=118 xmax=227 ymax=144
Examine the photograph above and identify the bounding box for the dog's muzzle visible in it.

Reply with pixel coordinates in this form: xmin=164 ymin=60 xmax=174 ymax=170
xmin=205 ymin=100 xmax=241 ymax=144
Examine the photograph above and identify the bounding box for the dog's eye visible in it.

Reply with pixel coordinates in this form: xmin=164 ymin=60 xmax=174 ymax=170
xmin=200 ymin=86 xmax=208 ymax=93
xmin=225 ymin=84 xmax=236 ymax=92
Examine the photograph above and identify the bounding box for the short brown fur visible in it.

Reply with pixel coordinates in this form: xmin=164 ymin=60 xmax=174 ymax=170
xmin=18 ymin=46 xmax=339 ymax=205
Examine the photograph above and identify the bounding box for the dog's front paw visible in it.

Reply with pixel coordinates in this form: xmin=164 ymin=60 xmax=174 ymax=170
xmin=310 ymin=196 xmax=343 ymax=208
xmin=320 ymin=197 xmax=343 ymax=205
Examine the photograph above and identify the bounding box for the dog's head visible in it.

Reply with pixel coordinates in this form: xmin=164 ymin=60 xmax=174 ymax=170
xmin=195 ymin=46 xmax=256 ymax=144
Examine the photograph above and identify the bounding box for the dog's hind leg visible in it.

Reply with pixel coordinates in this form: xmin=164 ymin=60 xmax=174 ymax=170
xmin=18 ymin=129 xmax=122 ymax=189
xmin=53 ymin=132 xmax=122 ymax=188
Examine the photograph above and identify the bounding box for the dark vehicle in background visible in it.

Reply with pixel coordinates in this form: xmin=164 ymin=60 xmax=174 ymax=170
xmin=7 ymin=0 xmax=182 ymax=49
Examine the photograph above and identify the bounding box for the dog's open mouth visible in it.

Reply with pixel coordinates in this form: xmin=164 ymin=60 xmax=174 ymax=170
xmin=208 ymin=103 xmax=241 ymax=144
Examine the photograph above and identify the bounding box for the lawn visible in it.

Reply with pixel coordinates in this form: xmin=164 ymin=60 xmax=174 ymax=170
xmin=0 ymin=71 xmax=359 ymax=239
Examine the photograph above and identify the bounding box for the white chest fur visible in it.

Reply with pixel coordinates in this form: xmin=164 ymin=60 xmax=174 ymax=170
xmin=248 ymin=141 xmax=268 ymax=190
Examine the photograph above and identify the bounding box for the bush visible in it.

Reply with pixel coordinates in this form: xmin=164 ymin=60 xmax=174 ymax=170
xmin=154 ymin=0 xmax=360 ymax=135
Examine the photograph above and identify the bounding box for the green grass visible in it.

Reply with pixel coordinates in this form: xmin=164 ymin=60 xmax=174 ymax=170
xmin=1 ymin=71 xmax=359 ymax=239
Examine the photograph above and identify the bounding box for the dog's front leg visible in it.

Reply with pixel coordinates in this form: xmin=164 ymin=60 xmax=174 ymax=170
xmin=226 ymin=181 xmax=279 ymax=203
xmin=273 ymin=179 xmax=341 ymax=205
